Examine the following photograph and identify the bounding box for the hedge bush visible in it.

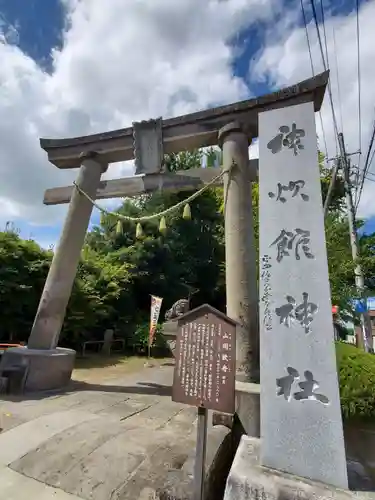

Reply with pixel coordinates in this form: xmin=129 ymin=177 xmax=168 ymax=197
xmin=336 ymin=341 xmax=375 ymax=421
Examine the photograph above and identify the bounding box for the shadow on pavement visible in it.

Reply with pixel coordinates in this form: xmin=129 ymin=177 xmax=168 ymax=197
xmin=71 ymin=380 xmax=172 ymax=396
xmin=0 ymin=381 xmax=172 ymax=403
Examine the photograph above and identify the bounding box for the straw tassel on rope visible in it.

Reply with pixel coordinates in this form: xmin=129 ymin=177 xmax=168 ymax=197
xmin=159 ymin=216 xmax=167 ymax=234
xmin=72 ymin=166 xmax=229 ymax=240
xmin=182 ymin=203 xmax=191 ymax=220
xmin=136 ymin=223 xmax=143 ymax=239
xmin=116 ymin=220 xmax=123 ymax=235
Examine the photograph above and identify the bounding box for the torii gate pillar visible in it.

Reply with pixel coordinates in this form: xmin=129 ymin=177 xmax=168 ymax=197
xmin=28 ymin=152 xmax=108 ymax=350
xmin=0 ymin=152 xmax=107 ymax=392
xmin=219 ymin=122 xmax=259 ymax=382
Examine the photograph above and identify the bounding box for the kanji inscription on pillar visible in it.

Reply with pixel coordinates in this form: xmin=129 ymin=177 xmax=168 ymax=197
xmin=259 ymin=101 xmax=348 ymax=490
xmin=172 ymin=304 xmax=236 ymax=414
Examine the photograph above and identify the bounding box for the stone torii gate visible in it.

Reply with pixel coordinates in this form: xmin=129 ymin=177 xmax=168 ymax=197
xmin=1 ymin=71 xmax=328 ymax=393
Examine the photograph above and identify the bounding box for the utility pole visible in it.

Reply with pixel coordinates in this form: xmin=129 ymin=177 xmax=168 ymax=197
xmin=339 ymin=132 xmax=373 ymax=352
xmin=323 ymin=161 xmax=340 ymax=217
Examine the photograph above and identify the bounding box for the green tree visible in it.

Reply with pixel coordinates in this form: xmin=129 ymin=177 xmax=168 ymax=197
xmin=0 ymin=230 xmax=51 ymax=342
xmin=61 ymin=245 xmax=134 ymax=349
xmin=87 ymin=150 xmax=226 ymax=323
xmin=319 ymin=153 xmax=346 ymax=213
xmin=0 ymin=148 xmax=373 ymax=355
xmin=326 ymin=214 xmax=375 ymax=314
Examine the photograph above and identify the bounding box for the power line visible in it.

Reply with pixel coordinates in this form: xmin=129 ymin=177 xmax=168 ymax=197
xmin=309 ymin=0 xmax=327 ymax=70
xmin=348 ymin=165 xmax=375 ymax=219
xmin=353 ymin=0 xmax=363 ymax=208
xmin=356 ymin=0 xmax=362 ymax=169
xmin=354 ymin=168 xmax=363 ymax=208
xmin=360 ymin=175 xmax=375 ymax=184
xmin=332 ymin=28 xmax=344 ymax=135
xmin=356 ymin=112 xmax=375 ymax=212
xmin=369 ymin=146 xmax=375 ymax=172
xmin=309 ymin=0 xmax=340 ymax=142
xmin=317 ymin=0 xmax=331 ymax=161
xmin=324 ymin=160 xmax=341 ymax=217
xmin=307 ymin=0 xmax=341 ymax=213
xmin=364 ymin=113 xmax=375 ymax=171
xmin=308 ymin=0 xmax=370 ymax=348
xmin=301 ymin=0 xmax=314 ymax=74
xmin=358 ymin=168 xmax=375 ymax=180
xmin=340 ymin=133 xmax=372 ymax=352
xmin=358 ymin=151 xmax=375 ymax=190
xmin=318 ymin=113 xmax=329 ymax=162
xmin=350 ymin=164 xmax=375 ymax=184
xmin=300 ymin=0 xmax=329 ymax=161
xmin=319 ymin=0 xmax=330 ymax=72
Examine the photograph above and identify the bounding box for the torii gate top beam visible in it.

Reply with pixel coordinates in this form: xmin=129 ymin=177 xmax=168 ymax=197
xmin=40 ymin=71 xmax=328 ymax=169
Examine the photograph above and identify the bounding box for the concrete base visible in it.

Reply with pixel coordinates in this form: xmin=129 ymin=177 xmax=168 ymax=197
xmin=236 ymin=381 xmax=260 ymax=438
xmin=0 ymin=347 xmax=76 ymax=393
xmin=157 ymin=424 xmax=237 ymax=500
xmin=224 ymin=436 xmax=375 ymax=500
xmin=212 ymin=382 xmax=260 ymax=439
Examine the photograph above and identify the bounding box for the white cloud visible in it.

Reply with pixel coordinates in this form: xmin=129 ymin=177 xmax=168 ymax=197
xmin=250 ymin=0 xmax=375 ymax=218
xmin=3 ymin=0 xmax=373 ymax=248
xmin=0 ymin=0 xmax=280 ymax=234
xmin=0 ymin=13 xmax=19 ymax=45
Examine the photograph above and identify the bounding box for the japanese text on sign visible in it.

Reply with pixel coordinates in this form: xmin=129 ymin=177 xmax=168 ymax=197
xmin=261 ymin=255 xmax=273 ymax=331
xmin=172 ymin=306 xmax=236 ymax=414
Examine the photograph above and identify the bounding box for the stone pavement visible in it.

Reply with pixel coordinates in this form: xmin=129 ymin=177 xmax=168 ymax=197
xmin=0 ymin=362 xmax=203 ymax=500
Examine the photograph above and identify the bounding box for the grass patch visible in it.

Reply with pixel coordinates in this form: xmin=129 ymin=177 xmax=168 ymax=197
xmin=336 ymin=341 xmax=375 ymax=422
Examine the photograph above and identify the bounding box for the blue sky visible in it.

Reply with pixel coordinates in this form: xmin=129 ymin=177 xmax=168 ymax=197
xmin=0 ymin=0 xmax=64 ymax=70
xmin=0 ymin=0 xmax=374 ymax=247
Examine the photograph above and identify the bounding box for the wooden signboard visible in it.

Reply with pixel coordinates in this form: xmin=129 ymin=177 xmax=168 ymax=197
xmin=171 ymin=304 xmax=237 ymax=499
xmin=172 ymin=304 xmax=236 ymax=415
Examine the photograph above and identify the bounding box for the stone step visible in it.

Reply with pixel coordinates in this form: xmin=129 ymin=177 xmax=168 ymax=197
xmin=10 ymin=401 xmax=198 ymax=500
xmin=114 ymin=436 xmax=196 ymax=500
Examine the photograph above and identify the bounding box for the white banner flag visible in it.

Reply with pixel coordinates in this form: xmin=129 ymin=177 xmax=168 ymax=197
xmin=149 ymin=295 xmax=163 ymax=347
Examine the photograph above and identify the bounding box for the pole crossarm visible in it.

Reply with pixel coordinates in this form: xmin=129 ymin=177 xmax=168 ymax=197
xmin=39 ymin=72 xmax=328 ymax=169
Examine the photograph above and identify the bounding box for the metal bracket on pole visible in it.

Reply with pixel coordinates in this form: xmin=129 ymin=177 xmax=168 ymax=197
xmin=133 ymin=117 xmax=164 ymax=176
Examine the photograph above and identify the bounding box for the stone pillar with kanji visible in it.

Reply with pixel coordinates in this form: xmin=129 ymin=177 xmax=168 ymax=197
xmin=258 ymin=101 xmax=348 ymax=489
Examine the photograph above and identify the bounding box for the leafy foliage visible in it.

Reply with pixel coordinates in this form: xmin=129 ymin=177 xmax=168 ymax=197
xmin=319 ymin=153 xmax=346 ymax=213
xmin=62 ymin=245 xmax=134 ymax=348
xmin=0 ymin=230 xmax=51 ymax=342
xmin=132 ymin=323 xmax=166 ymax=351
xmin=0 ymin=149 xmax=374 ymax=358
xmin=336 ymin=342 xmax=375 ymax=421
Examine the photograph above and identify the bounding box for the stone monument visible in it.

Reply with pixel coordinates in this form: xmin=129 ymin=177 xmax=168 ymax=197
xmin=223 ymin=96 xmax=364 ymax=500
xmin=102 ymin=328 xmax=114 ymax=356
xmin=258 ymin=101 xmax=347 ymax=488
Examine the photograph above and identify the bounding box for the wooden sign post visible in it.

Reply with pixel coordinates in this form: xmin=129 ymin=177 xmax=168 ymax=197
xmin=172 ymin=304 xmax=236 ymax=500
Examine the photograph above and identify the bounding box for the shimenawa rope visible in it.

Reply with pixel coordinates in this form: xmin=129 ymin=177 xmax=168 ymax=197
xmin=73 ymin=162 xmax=233 ymax=237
